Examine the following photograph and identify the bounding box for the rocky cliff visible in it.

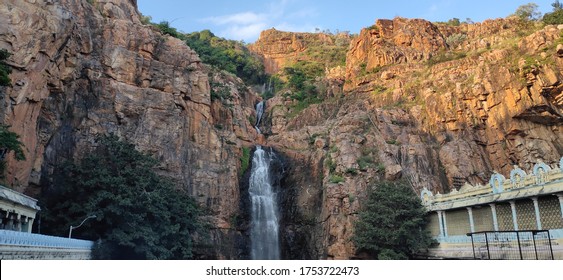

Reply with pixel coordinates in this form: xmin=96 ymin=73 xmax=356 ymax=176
xmin=249 ymin=28 xmax=350 ymax=75
xmin=0 ymin=0 xmax=262 ymax=259
xmin=251 ymin=18 xmax=562 ymax=259
xmin=2 ymin=0 xmax=562 ymax=260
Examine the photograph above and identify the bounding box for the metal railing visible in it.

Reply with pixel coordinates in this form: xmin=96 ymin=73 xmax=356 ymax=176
xmin=467 ymin=230 xmax=554 ymax=260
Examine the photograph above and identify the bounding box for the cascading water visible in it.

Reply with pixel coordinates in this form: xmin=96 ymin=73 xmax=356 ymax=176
xmin=254 ymin=101 xmax=264 ymax=134
xmin=249 ymin=146 xmax=280 ymax=260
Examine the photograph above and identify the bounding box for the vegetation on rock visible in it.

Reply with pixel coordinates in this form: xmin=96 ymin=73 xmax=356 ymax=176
xmin=0 ymin=49 xmax=11 ymax=86
xmin=153 ymin=21 xmax=186 ymax=40
xmin=513 ymin=3 xmax=542 ymax=21
xmin=0 ymin=125 xmax=25 ymax=177
xmin=353 ymin=180 xmax=433 ymax=259
xmin=41 ymin=135 xmax=206 ymax=259
xmin=240 ymin=146 xmax=251 ymax=176
xmin=186 ymin=30 xmax=268 ymax=85
xmin=543 ymin=0 xmax=563 ymax=24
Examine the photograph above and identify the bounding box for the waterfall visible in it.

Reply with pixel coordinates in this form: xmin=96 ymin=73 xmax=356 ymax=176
xmin=249 ymin=146 xmax=280 ymax=260
xmin=267 ymin=77 xmax=273 ymax=93
xmin=254 ymin=101 xmax=264 ymax=134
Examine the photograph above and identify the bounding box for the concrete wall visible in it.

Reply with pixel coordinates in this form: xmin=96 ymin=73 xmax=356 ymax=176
xmin=0 ymin=245 xmax=91 ymax=260
xmin=0 ymin=230 xmax=93 ymax=260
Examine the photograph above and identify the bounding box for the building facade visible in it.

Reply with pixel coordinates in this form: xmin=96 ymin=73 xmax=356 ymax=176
xmin=0 ymin=185 xmax=93 ymax=259
xmin=0 ymin=185 xmax=40 ymax=233
xmin=422 ymin=158 xmax=563 ymax=259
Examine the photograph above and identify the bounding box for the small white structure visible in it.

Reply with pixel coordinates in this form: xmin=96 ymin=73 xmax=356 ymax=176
xmin=0 ymin=185 xmax=40 ymax=233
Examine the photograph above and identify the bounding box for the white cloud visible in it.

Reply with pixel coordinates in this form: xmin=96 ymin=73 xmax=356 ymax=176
xmin=203 ymin=12 xmax=267 ymax=26
xmin=274 ymin=22 xmax=317 ymax=33
xmin=219 ymin=23 xmax=269 ymax=42
xmin=199 ymin=0 xmax=318 ymax=42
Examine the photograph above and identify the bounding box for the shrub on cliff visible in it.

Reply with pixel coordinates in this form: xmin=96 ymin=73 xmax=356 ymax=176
xmin=154 ymin=21 xmax=186 ymax=40
xmin=543 ymin=1 xmax=563 ymax=24
xmin=185 ymin=30 xmax=267 ymax=85
xmin=0 ymin=49 xmax=12 ymax=86
xmin=353 ymin=180 xmax=433 ymax=259
xmin=513 ymin=3 xmax=542 ymax=21
xmin=543 ymin=9 xmax=563 ymax=24
xmin=0 ymin=125 xmax=25 ymax=177
xmin=41 ymin=134 xmax=206 ymax=259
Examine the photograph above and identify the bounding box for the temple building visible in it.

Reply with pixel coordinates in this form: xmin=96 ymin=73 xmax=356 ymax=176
xmin=423 ymin=157 xmax=563 ymax=259
xmin=0 ymin=185 xmax=41 ymax=233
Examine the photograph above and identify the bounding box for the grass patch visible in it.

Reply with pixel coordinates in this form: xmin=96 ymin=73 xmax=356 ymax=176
xmin=426 ymin=51 xmax=467 ymax=67
xmin=357 ymin=156 xmax=376 ymax=171
xmin=325 ymin=154 xmax=337 ymax=173
xmin=345 ymin=168 xmax=358 ymax=175
xmin=239 ymin=147 xmax=251 ymax=176
xmin=376 ymin=163 xmax=386 ymax=173
xmin=210 ymin=81 xmax=233 ymax=104
xmin=329 ymin=174 xmax=345 ymax=184
xmin=287 ymin=97 xmax=323 ymax=119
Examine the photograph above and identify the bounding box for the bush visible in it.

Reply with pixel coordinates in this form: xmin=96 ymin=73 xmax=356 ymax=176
xmin=41 ymin=135 xmax=206 ymax=259
xmin=210 ymin=81 xmax=233 ymax=103
xmin=0 ymin=49 xmax=12 ymax=86
xmin=154 ymin=21 xmax=185 ymax=40
xmin=446 ymin=33 xmax=468 ymax=49
xmin=543 ymin=9 xmax=563 ymax=24
xmin=513 ymin=3 xmax=542 ymax=21
xmin=345 ymin=168 xmax=358 ymax=175
xmin=329 ymin=174 xmax=344 ymax=183
xmin=357 ymin=156 xmax=375 ymax=171
xmin=240 ymin=146 xmax=251 ymax=176
xmin=426 ymin=51 xmax=466 ymax=67
xmin=0 ymin=125 xmax=25 ymax=177
xmin=185 ymin=30 xmax=267 ymax=85
xmin=353 ymin=180 xmax=433 ymax=259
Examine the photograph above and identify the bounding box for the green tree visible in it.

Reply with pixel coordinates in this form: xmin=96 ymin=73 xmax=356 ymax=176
xmin=552 ymin=0 xmax=562 ymax=10
xmin=353 ymin=180 xmax=433 ymax=259
xmin=447 ymin=18 xmax=461 ymax=26
xmin=41 ymin=135 xmax=206 ymax=259
xmin=0 ymin=125 xmax=25 ymax=176
xmin=0 ymin=49 xmax=12 ymax=86
xmin=543 ymin=1 xmax=563 ymax=24
xmin=513 ymin=3 xmax=542 ymax=21
xmin=154 ymin=21 xmax=185 ymax=40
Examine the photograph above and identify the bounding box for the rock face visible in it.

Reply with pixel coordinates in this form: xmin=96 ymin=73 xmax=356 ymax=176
xmin=0 ymin=0 xmax=260 ymax=259
xmin=2 ymin=0 xmax=562 ymax=260
xmin=346 ymin=18 xmax=446 ymax=77
xmin=249 ymin=28 xmax=348 ymax=74
xmin=253 ymin=18 xmax=562 ymax=259
xmin=345 ymin=18 xmax=563 ymax=178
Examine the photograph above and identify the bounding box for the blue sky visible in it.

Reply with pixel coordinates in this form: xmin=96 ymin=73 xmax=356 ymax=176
xmin=137 ymin=0 xmax=556 ymax=42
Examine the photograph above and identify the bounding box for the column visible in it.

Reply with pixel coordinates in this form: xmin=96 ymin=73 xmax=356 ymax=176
xmin=509 ymin=201 xmax=519 ymax=231
xmin=443 ymin=211 xmax=449 ymax=237
xmin=0 ymin=210 xmax=4 ymax=229
xmin=531 ymin=197 xmax=542 ymax=230
xmin=437 ymin=211 xmax=445 ymax=237
xmin=15 ymin=214 xmax=22 ymax=232
xmin=6 ymin=213 xmax=14 ymax=230
xmin=556 ymin=194 xmax=563 ymax=219
xmin=489 ymin=203 xmax=499 ymax=231
xmin=467 ymin=207 xmax=475 ymax=233
xmin=27 ymin=217 xmax=34 ymax=233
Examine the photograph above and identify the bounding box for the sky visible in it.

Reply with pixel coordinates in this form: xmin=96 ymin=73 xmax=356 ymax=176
xmin=137 ymin=0 xmax=557 ymax=42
